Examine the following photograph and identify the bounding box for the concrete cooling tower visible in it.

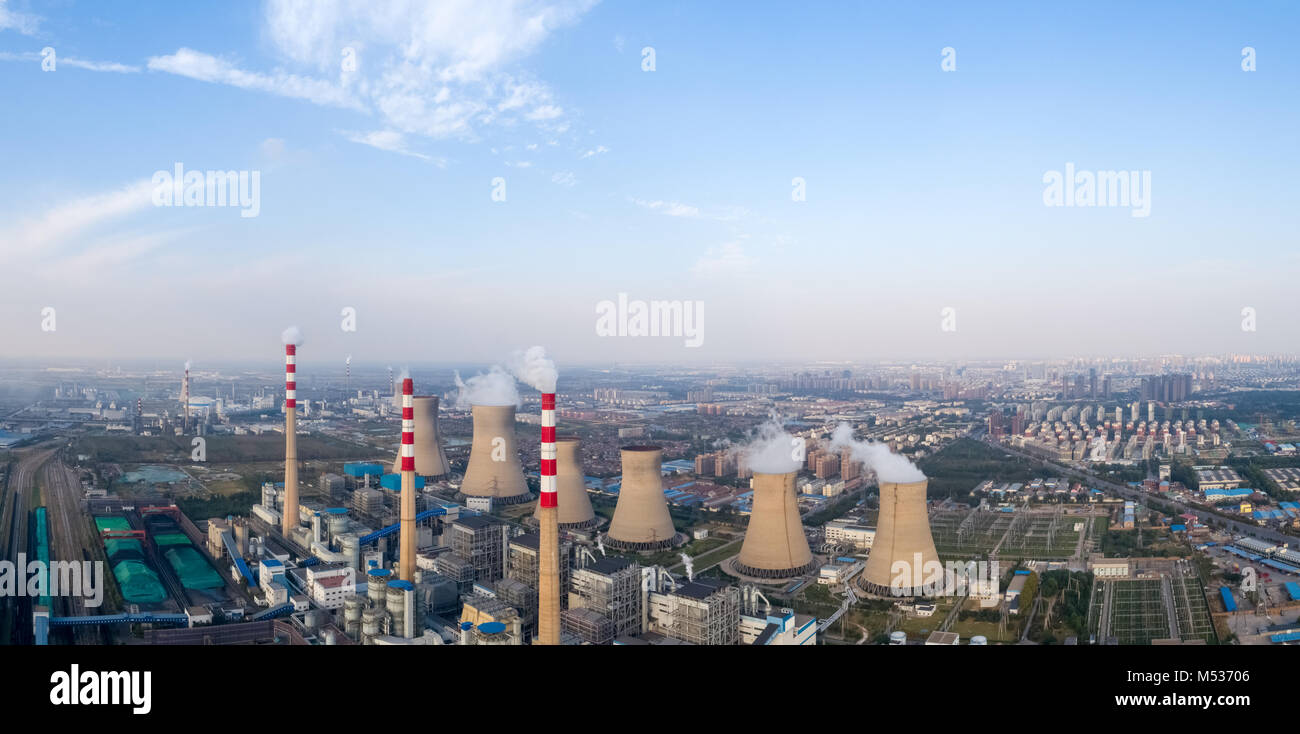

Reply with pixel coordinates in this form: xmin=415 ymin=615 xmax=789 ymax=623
xmin=606 ymin=446 xmax=677 ymax=550
xmin=460 ymin=404 xmax=530 ymax=505
xmin=856 ymin=479 xmax=942 ymax=597
xmin=735 ymin=471 xmax=816 ymax=579
xmin=533 ymin=437 xmax=596 ymax=529
xmin=391 ymin=396 xmax=449 ymax=478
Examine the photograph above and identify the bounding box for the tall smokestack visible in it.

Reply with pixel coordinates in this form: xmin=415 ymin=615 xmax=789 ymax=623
xmin=536 ymin=391 xmax=560 ymax=645
xmin=534 ymin=437 xmax=596 ymax=529
xmin=460 ymin=405 xmax=529 ymax=503
xmin=735 ymin=471 xmax=815 ymax=578
xmin=182 ymin=362 xmax=191 ymax=434
xmin=282 ymin=334 xmax=300 ymax=538
xmin=398 ymin=378 xmax=417 ymax=582
xmin=606 ymin=446 xmax=678 ymax=550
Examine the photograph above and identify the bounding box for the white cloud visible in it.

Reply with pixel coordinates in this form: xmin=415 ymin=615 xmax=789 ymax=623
xmin=579 ymin=144 xmax=608 ymax=159
xmin=144 ymin=1 xmax=599 ymax=146
xmin=633 ymin=198 xmax=701 ymax=218
xmin=0 ymin=0 xmax=39 ymax=35
xmin=340 ymin=129 xmax=443 ymax=164
xmin=0 ymin=51 xmax=139 ymax=72
xmin=62 ymin=57 xmax=141 ymax=73
xmin=691 ymin=242 xmax=754 ymax=278
xmin=1 ymin=180 xmax=155 ymax=264
xmin=148 ymin=48 xmax=363 ymax=110
xmin=551 ymin=170 xmax=576 ymax=187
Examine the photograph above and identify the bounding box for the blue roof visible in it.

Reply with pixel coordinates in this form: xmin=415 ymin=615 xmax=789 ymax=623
xmin=1219 ymin=586 xmax=1237 ymax=612
xmin=1285 ymin=582 xmax=1300 ymax=602
xmin=1271 ymin=631 xmax=1300 ymax=643
xmin=344 ymin=462 xmax=385 ymax=477
xmin=325 ymin=507 xmax=349 ymax=514
xmin=388 ymin=580 xmax=414 ymax=591
xmin=1014 ymin=570 xmax=1031 ymax=575
xmin=460 ymin=621 xmax=473 ymax=630
xmin=380 ymin=473 xmax=426 ymax=490
xmin=261 ymin=558 xmax=283 ymax=566
xmin=478 ymin=622 xmax=507 ymax=634
xmin=367 ymin=568 xmax=391 ymax=578
xmin=1170 ymin=525 xmax=1187 ymax=532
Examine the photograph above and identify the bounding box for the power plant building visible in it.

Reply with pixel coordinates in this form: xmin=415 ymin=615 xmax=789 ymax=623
xmin=448 ymin=515 xmax=508 ymax=584
xmin=569 ymin=557 xmax=642 ymax=638
xmin=507 ymin=532 xmax=572 ymax=605
xmin=646 ymin=578 xmax=740 ymax=646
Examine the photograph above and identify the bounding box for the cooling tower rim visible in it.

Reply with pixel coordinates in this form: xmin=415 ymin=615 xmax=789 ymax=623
xmin=751 ymin=469 xmax=798 ymax=478
xmin=555 ymin=435 xmax=580 ymax=443
xmin=621 ymin=444 xmax=662 ymax=452
xmin=411 ymin=395 xmax=441 ymax=400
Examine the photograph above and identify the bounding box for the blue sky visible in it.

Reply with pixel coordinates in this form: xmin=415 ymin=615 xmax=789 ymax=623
xmin=1 ymin=0 xmax=1297 ymax=367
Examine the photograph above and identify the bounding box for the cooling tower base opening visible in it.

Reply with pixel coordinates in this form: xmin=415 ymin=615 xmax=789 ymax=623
xmin=731 ymin=559 xmax=819 ymax=580
xmin=558 ymin=517 xmax=600 ymax=531
xmin=855 ymin=576 xmax=936 ymax=599
xmin=455 ymin=491 xmax=533 ymax=506
xmin=603 ymin=532 xmax=687 ymax=552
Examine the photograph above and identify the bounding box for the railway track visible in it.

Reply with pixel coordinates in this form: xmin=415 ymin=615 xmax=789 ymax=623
xmin=41 ymin=455 xmax=103 ymax=644
xmin=1 ymin=447 xmax=57 ymax=645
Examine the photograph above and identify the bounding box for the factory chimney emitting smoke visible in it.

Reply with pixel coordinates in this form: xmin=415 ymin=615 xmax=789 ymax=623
xmin=281 ymin=328 xmax=302 ymax=538
xmin=398 ymin=377 xmax=417 ymax=582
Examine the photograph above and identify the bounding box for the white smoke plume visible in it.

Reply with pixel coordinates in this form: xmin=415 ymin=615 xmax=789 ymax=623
xmin=398 ymin=367 xmax=410 ymax=382
xmin=281 ymin=325 xmax=303 ymax=346
xmin=345 ymin=354 xmax=352 ymax=365
xmin=452 ymin=365 xmax=520 ymax=408
xmin=184 ymin=360 xmax=192 ymax=371
xmin=507 ymin=345 xmax=557 ymax=393
xmin=827 ymin=423 xmax=926 ymax=483
xmin=736 ymin=416 xmax=802 ymax=474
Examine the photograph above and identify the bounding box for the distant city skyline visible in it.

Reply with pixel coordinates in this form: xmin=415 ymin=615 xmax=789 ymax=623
xmin=2 ymin=1 xmax=1297 ymax=362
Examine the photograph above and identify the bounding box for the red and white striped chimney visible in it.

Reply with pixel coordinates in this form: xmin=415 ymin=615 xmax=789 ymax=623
xmin=540 ymin=392 xmax=557 ymax=508
xmin=399 ymin=377 xmax=416 ymax=581
xmin=536 ymin=389 xmax=560 ymax=644
xmin=282 ymin=344 xmax=299 ymax=537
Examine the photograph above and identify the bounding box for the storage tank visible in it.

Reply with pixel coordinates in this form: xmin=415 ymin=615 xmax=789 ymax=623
xmin=343 ymin=596 xmax=364 ymax=640
xmin=367 ymin=568 xmax=391 ymax=609
xmin=970 ymin=635 xmax=988 ymax=645
xmin=474 ymin=621 xmax=511 ymax=646
xmin=387 ymin=579 xmax=418 ymax=639
xmin=339 ymin=533 xmax=361 ymax=571
xmin=889 ymin=631 xmax=907 ymax=645
xmin=361 ymin=608 xmax=385 ymax=645
xmin=322 ymin=629 xmax=338 ymax=646
xmin=327 ymin=511 xmax=349 ymax=541
xmin=233 ymin=520 xmax=249 ymax=557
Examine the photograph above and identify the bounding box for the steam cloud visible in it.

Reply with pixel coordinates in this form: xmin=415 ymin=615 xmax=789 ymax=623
xmin=736 ymin=417 xmax=802 ymax=474
xmin=827 ymin=423 xmax=926 ymax=483
xmin=345 ymin=354 xmax=352 ymax=365
xmin=507 ymin=345 xmax=558 ymax=393
xmin=281 ymin=326 xmax=303 ymax=346
xmin=184 ymin=360 xmax=192 ymax=371
xmin=453 ymin=365 xmax=520 ymax=408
